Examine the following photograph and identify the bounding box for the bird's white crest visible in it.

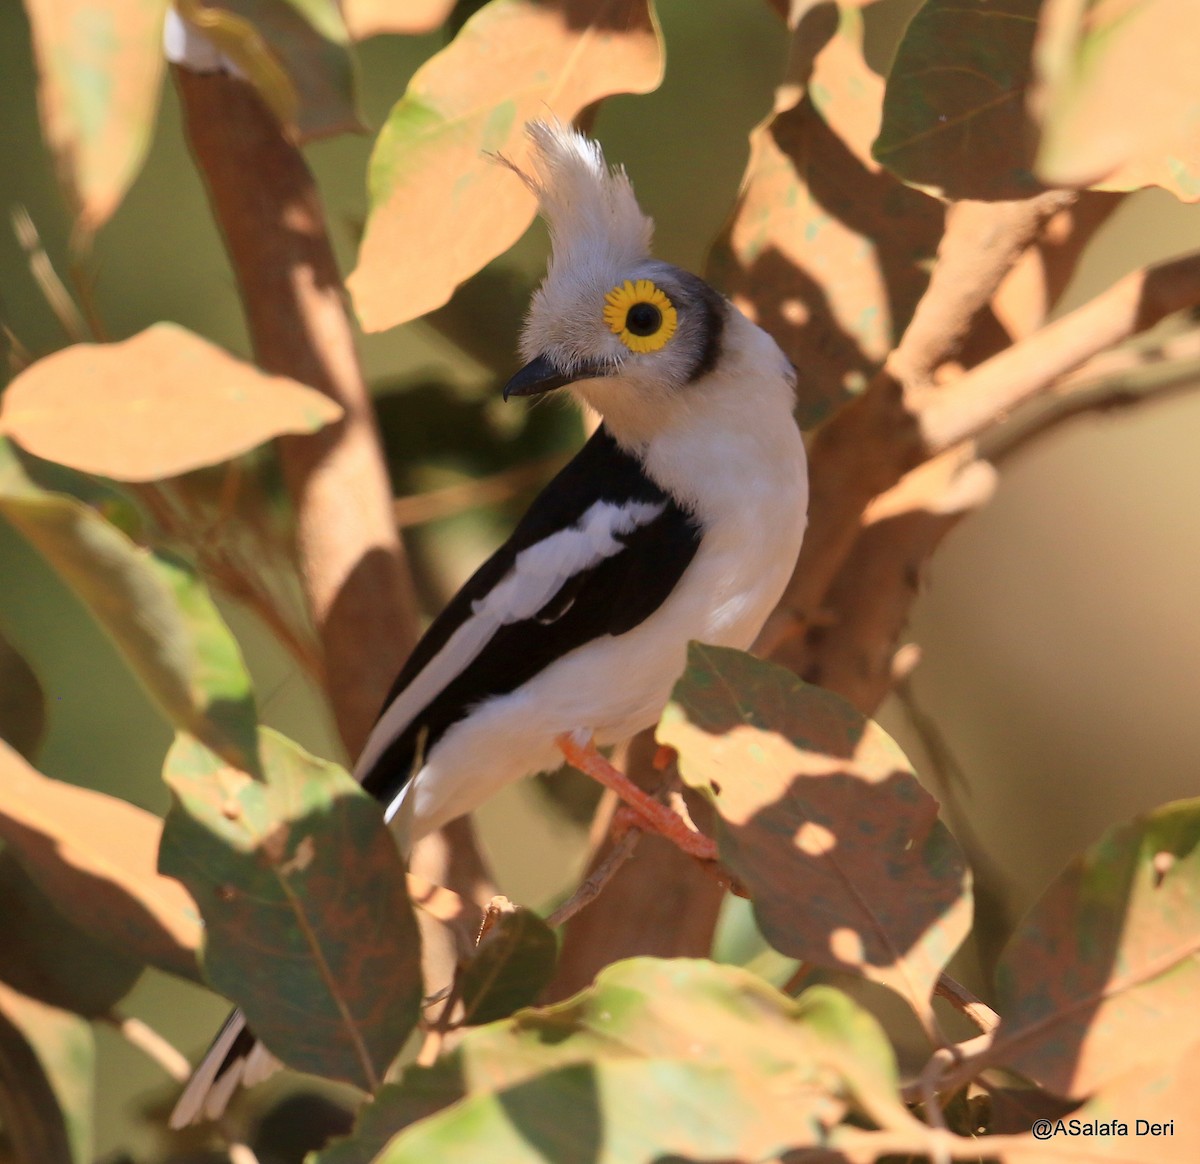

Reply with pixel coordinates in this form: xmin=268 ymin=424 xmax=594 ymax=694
xmin=512 ymin=120 xmax=653 ymax=282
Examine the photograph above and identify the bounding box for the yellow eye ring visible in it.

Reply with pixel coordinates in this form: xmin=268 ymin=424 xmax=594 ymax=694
xmin=603 ymin=279 xmax=678 ymax=353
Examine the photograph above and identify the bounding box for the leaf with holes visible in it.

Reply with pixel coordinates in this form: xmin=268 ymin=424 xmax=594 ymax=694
xmin=0 ymin=738 xmax=201 ymax=982
xmin=0 ymin=984 xmax=94 ymax=1164
xmin=0 ymin=440 xmax=259 ymax=772
xmin=1031 ymin=0 xmax=1200 ymax=199
xmin=315 ymin=958 xmax=905 ymax=1164
xmin=990 ymin=797 xmax=1200 ymax=1098
xmin=0 ymin=324 xmax=343 ymax=482
xmin=874 ymin=0 xmax=1046 ymax=201
xmin=349 ymin=0 xmax=664 ymax=331
xmin=24 ymin=0 xmax=171 ymax=233
xmin=159 ymin=728 xmax=421 ymax=1090
xmin=459 ymin=907 xmax=557 ymax=1026
xmin=708 ymin=8 xmax=941 ymax=426
xmin=658 ymin=644 xmax=971 ymax=1033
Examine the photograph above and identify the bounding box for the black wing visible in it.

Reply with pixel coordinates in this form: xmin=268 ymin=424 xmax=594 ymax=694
xmin=358 ymin=425 xmax=702 ymax=803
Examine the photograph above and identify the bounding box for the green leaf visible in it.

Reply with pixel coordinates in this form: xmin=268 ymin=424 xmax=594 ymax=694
xmin=0 ymin=439 xmax=260 ymax=774
xmin=159 ymin=728 xmax=422 ymax=1091
xmin=0 ymin=852 xmax=143 ymax=1018
xmin=349 ymin=0 xmax=664 ymax=331
xmin=370 ymin=1059 xmax=821 ymax=1163
xmin=459 ymin=908 xmax=557 ymax=1026
xmin=23 ymin=0 xmax=171 ymax=233
xmin=0 ymin=738 xmax=202 ymax=983
xmin=200 ymin=0 xmax=361 ymax=140
xmin=658 ymin=644 xmax=971 ymax=1033
xmin=315 ymin=958 xmax=904 ymax=1164
xmin=873 ymin=0 xmax=1046 ymax=201
xmin=991 ymin=797 xmax=1200 ymax=1098
xmin=0 ymin=983 xmax=94 ymax=1164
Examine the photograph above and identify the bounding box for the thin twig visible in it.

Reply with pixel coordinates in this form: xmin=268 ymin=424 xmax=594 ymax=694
xmin=919 ymin=250 xmax=1200 ymax=453
xmin=174 ymin=64 xmax=422 ymax=758
xmin=393 ymin=453 xmax=570 ymax=528
xmin=934 ymin=973 xmax=1001 ymax=1035
xmin=546 ymin=828 xmax=642 ymax=928
xmin=102 ymin=1011 xmax=190 ymax=1082
xmin=11 ymin=206 xmax=90 ymax=343
xmin=987 ymin=353 xmax=1200 ymax=466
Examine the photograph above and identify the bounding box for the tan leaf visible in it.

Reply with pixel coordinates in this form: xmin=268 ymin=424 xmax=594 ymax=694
xmin=25 ymin=0 xmax=171 ymax=234
xmin=0 ymin=323 xmax=343 ymax=482
xmin=1033 ymin=0 xmax=1200 ymax=198
xmin=342 ymin=0 xmax=455 ymax=38
xmin=0 ymin=738 xmax=201 ymax=981
xmin=348 ymin=0 xmax=664 ymax=333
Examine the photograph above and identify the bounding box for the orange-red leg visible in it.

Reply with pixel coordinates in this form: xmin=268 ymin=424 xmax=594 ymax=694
xmin=556 ymin=734 xmax=717 ymax=862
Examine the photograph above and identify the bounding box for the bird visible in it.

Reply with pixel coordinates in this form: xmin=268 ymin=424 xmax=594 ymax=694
xmin=170 ymin=119 xmax=808 ymax=1127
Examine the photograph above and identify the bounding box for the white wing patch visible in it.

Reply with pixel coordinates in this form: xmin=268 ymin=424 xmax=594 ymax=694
xmin=354 ymin=498 xmax=665 ymax=785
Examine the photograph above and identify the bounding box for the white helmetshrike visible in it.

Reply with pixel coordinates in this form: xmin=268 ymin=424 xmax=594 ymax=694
xmin=171 ymin=119 xmax=808 ymax=1128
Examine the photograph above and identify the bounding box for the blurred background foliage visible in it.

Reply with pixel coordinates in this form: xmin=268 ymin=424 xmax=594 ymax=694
xmin=3 ymin=0 xmax=1200 ymax=1158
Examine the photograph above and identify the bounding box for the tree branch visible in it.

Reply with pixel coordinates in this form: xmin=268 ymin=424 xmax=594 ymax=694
xmin=919 ymin=250 xmax=1200 ymax=454
xmin=173 ymin=66 xmax=421 ymax=758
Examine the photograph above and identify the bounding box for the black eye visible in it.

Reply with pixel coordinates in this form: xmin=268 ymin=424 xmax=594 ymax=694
xmin=625 ymin=302 xmax=662 ymax=337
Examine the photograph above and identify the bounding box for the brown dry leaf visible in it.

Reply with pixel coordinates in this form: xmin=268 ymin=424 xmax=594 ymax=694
xmin=658 ymin=645 xmax=971 ymax=1034
xmin=0 ymin=323 xmax=343 ymax=482
xmin=708 ymin=8 xmax=942 ymax=426
xmin=25 ymin=0 xmax=170 ymax=235
xmin=1032 ymin=0 xmax=1200 ymax=198
xmin=990 ymin=797 xmax=1200 ymax=1099
xmin=999 ymin=1049 xmax=1200 ymax=1161
xmin=0 ymin=738 xmax=201 ymax=982
xmin=342 ymin=0 xmax=455 ymax=38
xmin=348 ymin=0 xmax=664 ymax=333
xmin=873 ymin=0 xmax=1046 ymax=201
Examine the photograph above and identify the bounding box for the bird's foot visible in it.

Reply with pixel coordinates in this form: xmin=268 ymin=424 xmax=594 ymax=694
xmin=555 ymin=733 xmax=718 ymax=862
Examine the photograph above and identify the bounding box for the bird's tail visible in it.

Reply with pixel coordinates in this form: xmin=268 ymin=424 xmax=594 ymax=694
xmin=168 ymin=1008 xmax=281 ymax=1128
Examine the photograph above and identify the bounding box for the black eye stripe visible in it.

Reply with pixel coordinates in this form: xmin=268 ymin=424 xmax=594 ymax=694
xmin=625 ymin=302 xmax=662 ymax=336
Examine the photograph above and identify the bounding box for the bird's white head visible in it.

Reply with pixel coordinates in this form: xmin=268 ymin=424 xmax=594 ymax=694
xmin=501 ymin=121 xmax=788 ymax=446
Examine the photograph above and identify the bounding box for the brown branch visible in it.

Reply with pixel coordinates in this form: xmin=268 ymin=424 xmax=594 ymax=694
xmin=890 ymin=192 xmax=1076 ymax=389
xmin=986 ymin=329 xmax=1200 ymax=465
xmin=801 ymin=447 xmax=996 ymax=711
xmin=174 ymin=66 xmax=421 ymax=759
xmin=919 ymin=250 xmax=1200 ymax=454
xmin=764 ymin=193 xmax=1074 ymax=668
xmin=934 ymin=974 xmax=1001 ymax=1035
xmin=991 ymin=192 xmax=1124 ymax=340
